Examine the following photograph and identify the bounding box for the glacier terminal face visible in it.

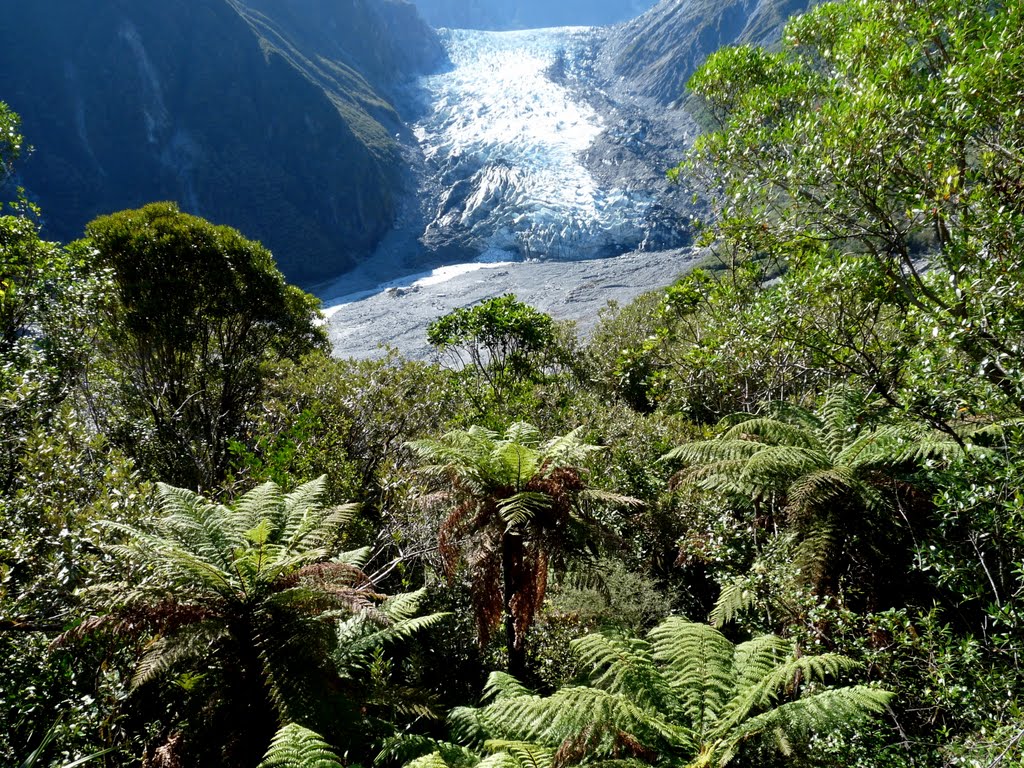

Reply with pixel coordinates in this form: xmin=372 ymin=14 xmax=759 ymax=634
xmin=413 ymin=27 xmax=662 ymax=262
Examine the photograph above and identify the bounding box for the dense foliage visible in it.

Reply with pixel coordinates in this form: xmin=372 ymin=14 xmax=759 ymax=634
xmin=2 ymin=0 xmax=1024 ymax=766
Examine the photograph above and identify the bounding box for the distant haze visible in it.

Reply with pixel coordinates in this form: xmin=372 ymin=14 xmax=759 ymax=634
xmin=409 ymin=0 xmax=658 ymax=29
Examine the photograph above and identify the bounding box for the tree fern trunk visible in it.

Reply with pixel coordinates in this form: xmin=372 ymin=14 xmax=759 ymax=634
xmin=502 ymin=530 xmax=526 ymax=679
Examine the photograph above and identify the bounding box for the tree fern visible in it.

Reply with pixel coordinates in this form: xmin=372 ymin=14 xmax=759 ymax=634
xmin=409 ymin=422 xmax=636 ymax=676
xmin=258 ymin=723 xmax=343 ymax=768
xmin=415 ymin=618 xmax=891 ymax=768
xmin=81 ymin=476 xmax=401 ymax=765
xmin=664 ymin=388 xmax=965 ymax=604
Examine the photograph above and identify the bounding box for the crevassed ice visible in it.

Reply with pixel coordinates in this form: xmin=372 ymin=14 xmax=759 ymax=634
xmin=414 ymin=27 xmax=650 ymax=261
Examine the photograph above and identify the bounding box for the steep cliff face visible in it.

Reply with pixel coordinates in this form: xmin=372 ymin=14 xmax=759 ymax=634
xmin=0 ymin=0 xmax=443 ymax=284
xmin=602 ymin=0 xmax=814 ymax=104
xmin=410 ymin=0 xmax=657 ymax=30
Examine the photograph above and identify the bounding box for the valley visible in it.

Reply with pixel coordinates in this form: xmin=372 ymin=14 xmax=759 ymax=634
xmin=320 ymin=22 xmax=700 ymax=357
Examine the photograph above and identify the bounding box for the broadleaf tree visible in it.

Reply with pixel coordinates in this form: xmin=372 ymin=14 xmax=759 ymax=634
xmin=83 ymin=202 xmax=327 ymax=489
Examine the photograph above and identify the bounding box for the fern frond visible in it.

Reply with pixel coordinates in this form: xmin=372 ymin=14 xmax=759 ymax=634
xmin=649 ymin=619 xmax=735 ymax=737
xmin=483 ymin=740 xmax=554 ymax=768
xmin=541 ymin=427 xmax=600 ymax=468
xmin=662 ymin=440 xmax=763 ymax=467
xmin=732 ymin=635 xmax=793 ymax=692
xmin=450 ymin=705 xmax=493 ymax=747
xmin=739 ymin=446 xmax=829 ymax=490
xmin=335 ymin=589 xmax=448 ymax=674
xmin=483 ymin=672 xmax=536 ymax=702
xmin=729 ymin=686 xmax=894 ymax=749
xmin=231 ymin=480 xmax=284 ymax=541
xmin=333 ymin=545 xmax=372 ymax=570
xmin=405 ymin=753 xmax=463 ymax=768
xmin=709 ymin=579 xmax=756 ymax=629
xmin=761 ymin=401 xmax=823 ymax=432
xmin=785 ymin=467 xmax=856 ymax=518
xmin=474 ymin=752 xmax=520 ymax=768
xmin=721 ymin=418 xmax=821 ymax=450
xmin=130 ymin=622 xmax=225 ymax=689
xmin=258 ymin=723 xmax=343 ymax=768
xmin=504 ymin=422 xmax=542 ymax=448
xmin=378 ymin=735 xmax=480 ymax=768
xmin=152 ymin=484 xmax=235 ymax=569
xmin=481 ymin=686 xmax=693 ymax=756
xmin=498 ymin=492 xmax=553 ymax=527
xmin=570 ymin=634 xmax=672 ymax=713
xmin=493 ymin=442 xmax=541 ymax=487
xmin=718 ymin=652 xmax=862 ymax=738
xmin=791 ymin=526 xmax=834 ymax=588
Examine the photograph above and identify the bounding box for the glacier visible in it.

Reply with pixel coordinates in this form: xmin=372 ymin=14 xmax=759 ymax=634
xmin=413 ymin=27 xmax=664 ymax=262
xmin=319 ymin=23 xmax=699 ymax=358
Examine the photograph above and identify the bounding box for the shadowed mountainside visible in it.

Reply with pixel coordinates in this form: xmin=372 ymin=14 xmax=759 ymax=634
xmin=0 ymin=0 xmax=443 ymax=284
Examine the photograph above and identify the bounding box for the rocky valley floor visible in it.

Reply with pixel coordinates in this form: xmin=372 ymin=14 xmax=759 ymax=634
xmin=320 ymin=248 xmax=701 ymax=359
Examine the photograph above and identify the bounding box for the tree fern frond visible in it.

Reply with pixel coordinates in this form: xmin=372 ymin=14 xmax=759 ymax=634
xmin=761 ymin=401 xmax=823 ymax=432
xmin=335 ymin=590 xmax=448 ymax=675
xmin=481 ymin=686 xmax=693 ymax=756
xmin=450 ymin=705 xmax=493 ymax=747
xmin=674 ymin=460 xmax=758 ymax=497
xmin=791 ymin=526 xmax=834 ymax=588
xmin=498 ymin=492 xmax=553 ymax=527
xmin=258 ymin=723 xmax=343 ymax=768
xmin=649 ymin=619 xmax=735 ymax=737
xmin=504 ymin=422 xmax=542 ymax=448
xmin=763 ymin=653 xmax=860 ymax=692
xmin=786 ymin=467 xmax=856 ymax=518
xmin=709 ymin=579 xmax=756 ymax=629
xmin=732 ymin=635 xmax=793 ymax=692
xmin=483 ymin=740 xmax=554 ymax=768
xmin=151 ymin=484 xmax=236 ymax=568
xmin=493 ymin=442 xmax=541 ymax=487
xmin=483 ymin=672 xmax=536 ymax=702
xmin=333 ymin=545 xmax=372 ymax=570
xmin=570 ymin=634 xmax=672 ymax=713
xmin=730 ymin=686 xmax=894 ymax=748
xmin=720 ymin=418 xmax=821 ymax=450
xmin=541 ymin=427 xmax=599 ymax=468
xmin=377 ymin=735 xmax=480 ymax=768
xmin=104 ymin=524 xmax=237 ymax=596
xmin=739 ymin=446 xmax=829 ymax=489
xmin=662 ymin=440 xmax=763 ymax=467
xmin=280 ymin=476 xmax=350 ymax=551
xmin=720 ymin=652 xmax=862 ymax=735
xmin=130 ymin=622 xmax=225 ymax=689
xmin=231 ymin=480 xmax=284 ymax=541
xmin=404 ymin=753 xmax=463 ymax=768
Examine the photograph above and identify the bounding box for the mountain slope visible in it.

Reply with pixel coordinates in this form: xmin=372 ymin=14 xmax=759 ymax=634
xmin=603 ymin=0 xmax=815 ymax=104
xmin=0 ymin=0 xmax=442 ymax=283
xmin=410 ymin=0 xmax=657 ymax=30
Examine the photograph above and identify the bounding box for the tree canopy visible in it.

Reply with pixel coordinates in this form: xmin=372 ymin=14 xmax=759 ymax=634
xmin=84 ymin=202 xmax=327 ymax=488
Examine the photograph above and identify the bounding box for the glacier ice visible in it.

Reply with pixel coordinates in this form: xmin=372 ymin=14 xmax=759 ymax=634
xmin=413 ymin=27 xmax=660 ymax=262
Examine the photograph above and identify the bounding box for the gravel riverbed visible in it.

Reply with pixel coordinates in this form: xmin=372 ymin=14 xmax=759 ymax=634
xmin=319 ymin=248 xmax=702 ymax=360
